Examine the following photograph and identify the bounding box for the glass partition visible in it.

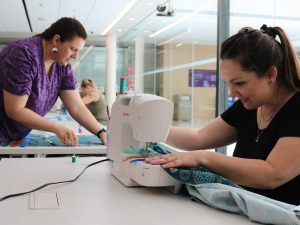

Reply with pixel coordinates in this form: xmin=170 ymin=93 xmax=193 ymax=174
xmin=118 ymin=0 xmax=218 ymax=128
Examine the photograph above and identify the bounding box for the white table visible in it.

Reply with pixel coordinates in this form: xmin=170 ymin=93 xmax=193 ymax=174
xmin=0 ymin=157 xmax=258 ymax=225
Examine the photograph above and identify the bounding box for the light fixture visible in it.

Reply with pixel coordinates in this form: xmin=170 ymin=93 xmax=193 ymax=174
xmin=101 ymin=0 xmax=139 ymax=35
xmin=157 ymin=27 xmax=191 ymax=46
xmin=149 ymin=0 xmax=215 ymax=38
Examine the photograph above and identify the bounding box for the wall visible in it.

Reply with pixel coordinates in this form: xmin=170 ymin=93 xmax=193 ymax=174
xmin=162 ymin=44 xmax=217 ymax=124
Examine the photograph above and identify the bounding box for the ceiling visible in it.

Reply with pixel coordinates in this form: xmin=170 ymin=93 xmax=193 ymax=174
xmin=0 ymin=0 xmax=131 ymax=46
xmin=1 ymin=0 xmax=300 ymax=50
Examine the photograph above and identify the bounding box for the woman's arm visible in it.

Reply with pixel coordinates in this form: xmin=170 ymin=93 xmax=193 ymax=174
xmin=147 ymin=136 xmax=300 ymax=189
xmin=3 ymin=90 xmax=78 ymax=145
xmin=60 ymin=90 xmax=107 ymax=145
xmin=166 ymin=116 xmax=237 ymax=150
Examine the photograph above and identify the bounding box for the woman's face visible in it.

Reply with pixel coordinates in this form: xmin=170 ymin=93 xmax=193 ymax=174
xmin=81 ymin=86 xmax=91 ymax=96
xmin=220 ymin=59 xmax=272 ymax=109
xmin=55 ymin=36 xmax=85 ymax=66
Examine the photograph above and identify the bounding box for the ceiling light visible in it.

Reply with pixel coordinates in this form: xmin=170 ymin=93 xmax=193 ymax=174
xmin=101 ymin=0 xmax=139 ymax=35
xmin=37 ymin=17 xmax=48 ymax=22
xmin=157 ymin=28 xmax=191 ymax=46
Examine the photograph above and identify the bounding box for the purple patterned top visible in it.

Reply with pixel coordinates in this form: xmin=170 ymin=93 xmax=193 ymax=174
xmin=0 ymin=36 xmax=76 ymax=142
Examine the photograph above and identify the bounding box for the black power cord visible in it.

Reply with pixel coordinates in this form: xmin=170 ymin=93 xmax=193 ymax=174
xmin=0 ymin=158 xmax=110 ymax=202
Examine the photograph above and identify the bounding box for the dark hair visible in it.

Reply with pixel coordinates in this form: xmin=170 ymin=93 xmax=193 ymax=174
xmin=220 ymin=25 xmax=300 ymax=91
xmin=37 ymin=17 xmax=87 ymax=42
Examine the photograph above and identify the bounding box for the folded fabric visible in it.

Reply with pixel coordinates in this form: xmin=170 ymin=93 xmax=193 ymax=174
xmin=186 ymin=183 xmax=300 ymax=225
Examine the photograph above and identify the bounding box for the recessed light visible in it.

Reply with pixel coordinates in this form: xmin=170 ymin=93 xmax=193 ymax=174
xmin=129 ymin=18 xmax=135 ymax=21
xmin=37 ymin=17 xmax=48 ymax=22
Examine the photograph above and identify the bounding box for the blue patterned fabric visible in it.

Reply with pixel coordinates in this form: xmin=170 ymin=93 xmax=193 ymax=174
xmin=150 ymin=143 xmax=241 ymax=188
xmin=0 ymin=133 xmax=102 ymax=147
xmin=164 ymin=166 xmax=241 ymax=188
xmin=29 ymin=134 xmax=102 ymax=146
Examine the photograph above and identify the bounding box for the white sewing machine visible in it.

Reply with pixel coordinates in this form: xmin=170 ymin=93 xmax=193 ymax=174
xmin=107 ymin=94 xmax=181 ymax=193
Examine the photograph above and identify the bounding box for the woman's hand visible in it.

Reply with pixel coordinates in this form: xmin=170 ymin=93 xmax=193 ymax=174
xmin=54 ymin=124 xmax=78 ymax=146
xmin=145 ymin=151 xmax=202 ymax=168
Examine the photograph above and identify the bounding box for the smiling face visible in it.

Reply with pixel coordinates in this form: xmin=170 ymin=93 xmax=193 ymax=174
xmin=53 ymin=35 xmax=85 ymax=66
xmin=220 ymin=59 xmax=276 ymax=109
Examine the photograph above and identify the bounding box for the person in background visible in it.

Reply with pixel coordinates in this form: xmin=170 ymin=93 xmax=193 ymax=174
xmin=0 ymin=17 xmax=107 ymax=146
xmin=80 ymin=79 xmax=109 ymax=125
xmin=146 ymin=25 xmax=300 ymax=205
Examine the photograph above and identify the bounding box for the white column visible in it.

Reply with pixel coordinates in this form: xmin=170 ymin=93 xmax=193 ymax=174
xmin=134 ymin=37 xmax=144 ymax=93
xmin=105 ymin=34 xmax=117 ymax=113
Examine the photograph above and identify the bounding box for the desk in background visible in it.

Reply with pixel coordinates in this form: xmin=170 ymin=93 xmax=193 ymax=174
xmin=0 ymin=157 xmax=257 ymax=225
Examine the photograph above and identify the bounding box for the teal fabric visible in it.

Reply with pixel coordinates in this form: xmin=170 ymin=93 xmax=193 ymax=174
xmin=0 ymin=133 xmax=102 ymax=147
xmin=164 ymin=167 xmax=241 ymax=188
xmin=153 ymin=143 xmax=300 ymax=225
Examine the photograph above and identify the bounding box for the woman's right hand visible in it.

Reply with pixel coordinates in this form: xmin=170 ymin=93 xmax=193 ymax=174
xmin=145 ymin=151 xmax=202 ymax=168
xmin=54 ymin=124 xmax=78 ymax=146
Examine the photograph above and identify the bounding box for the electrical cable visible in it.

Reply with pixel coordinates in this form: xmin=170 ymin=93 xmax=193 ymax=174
xmin=0 ymin=158 xmax=110 ymax=202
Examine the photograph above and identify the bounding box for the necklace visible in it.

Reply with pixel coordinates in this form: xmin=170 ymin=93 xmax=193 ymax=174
xmin=255 ymin=107 xmax=276 ymax=143
xmin=255 ymin=129 xmax=264 ymax=143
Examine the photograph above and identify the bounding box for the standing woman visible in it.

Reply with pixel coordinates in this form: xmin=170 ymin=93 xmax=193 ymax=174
xmin=0 ymin=17 xmax=107 ymax=146
xmin=80 ymin=79 xmax=109 ymax=125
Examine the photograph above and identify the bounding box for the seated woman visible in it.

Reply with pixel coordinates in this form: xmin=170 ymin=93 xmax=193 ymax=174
xmin=80 ymin=79 xmax=109 ymax=125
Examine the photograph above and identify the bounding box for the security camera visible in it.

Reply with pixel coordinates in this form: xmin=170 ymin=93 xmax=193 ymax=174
xmin=156 ymin=1 xmax=174 ymax=17
xmin=167 ymin=9 xmax=174 ymax=16
xmin=157 ymin=4 xmax=166 ymax=12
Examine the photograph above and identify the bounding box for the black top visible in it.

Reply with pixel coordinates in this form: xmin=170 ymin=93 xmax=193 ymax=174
xmin=221 ymin=92 xmax=300 ymax=205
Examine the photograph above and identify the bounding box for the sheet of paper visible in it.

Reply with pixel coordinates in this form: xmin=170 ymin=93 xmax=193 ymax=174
xmin=29 ymin=192 xmax=60 ymax=209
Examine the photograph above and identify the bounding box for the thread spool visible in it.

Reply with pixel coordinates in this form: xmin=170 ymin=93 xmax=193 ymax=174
xmin=119 ymin=77 xmax=126 ymax=94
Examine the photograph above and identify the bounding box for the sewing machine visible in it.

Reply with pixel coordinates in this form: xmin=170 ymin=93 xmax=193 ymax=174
xmin=107 ymin=94 xmax=181 ymax=192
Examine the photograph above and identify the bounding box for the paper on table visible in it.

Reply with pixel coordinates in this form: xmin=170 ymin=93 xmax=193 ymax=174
xmin=29 ymin=192 xmax=60 ymax=209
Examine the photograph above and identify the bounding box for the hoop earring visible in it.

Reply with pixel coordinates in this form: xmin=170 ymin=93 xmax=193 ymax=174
xmin=52 ymin=47 xmax=58 ymax=53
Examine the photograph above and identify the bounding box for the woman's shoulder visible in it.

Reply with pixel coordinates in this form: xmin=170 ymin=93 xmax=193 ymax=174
xmin=1 ymin=36 xmax=42 ymax=59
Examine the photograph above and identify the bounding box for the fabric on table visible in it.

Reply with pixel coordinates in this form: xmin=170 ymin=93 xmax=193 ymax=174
xmin=153 ymin=143 xmax=300 ymax=224
xmin=0 ymin=133 xmax=102 ymax=147
xmin=186 ymin=183 xmax=300 ymax=225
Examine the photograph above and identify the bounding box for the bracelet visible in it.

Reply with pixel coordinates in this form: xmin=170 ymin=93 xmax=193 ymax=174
xmin=96 ymin=128 xmax=106 ymax=138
